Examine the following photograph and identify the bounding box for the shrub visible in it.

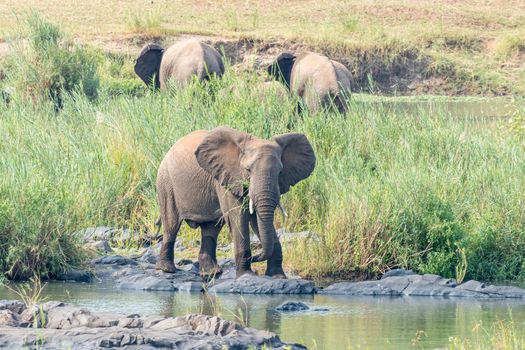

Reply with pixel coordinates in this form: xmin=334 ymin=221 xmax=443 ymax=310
xmin=4 ymin=11 xmax=98 ymax=109
xmin=494 ymin=33 xmax=525 ymax=58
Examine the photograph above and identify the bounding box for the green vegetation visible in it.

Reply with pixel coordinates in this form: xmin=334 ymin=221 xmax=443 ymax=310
xmin=1 ymin=12 xmax=525 ymax=282
xmin=2 ymin=0 xmax=525 ymax=96
xmin=448 ymin=320 xmax=525 ymax=350
xmin=2 ymin=11 xmax=98 ymax=109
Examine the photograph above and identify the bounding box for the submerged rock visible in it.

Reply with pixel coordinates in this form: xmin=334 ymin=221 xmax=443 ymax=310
xmin=0 ymin=300 xmax=306 ymax=349
xmin=53 ymin=269 xmax=93 ymax=283
xmin=275 ymin=301 xmax=310 ymax=312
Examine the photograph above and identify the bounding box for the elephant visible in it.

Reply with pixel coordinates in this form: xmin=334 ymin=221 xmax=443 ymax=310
xmin=156 ymin=126 xmax=316 ymax=279
xmin=134 ymin=38 xmax=224 ymax=90
xmin=267 ymin=51 xmax=352 ymax=113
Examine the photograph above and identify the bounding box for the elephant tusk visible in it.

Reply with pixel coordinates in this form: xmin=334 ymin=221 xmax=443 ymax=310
xmin=278 ymin=203 xmax=288 ymax=218
xmin=249 ymin=197 xmax=254 ymax=214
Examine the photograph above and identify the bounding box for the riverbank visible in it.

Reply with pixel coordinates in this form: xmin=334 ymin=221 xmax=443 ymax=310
xmin=2 ymin=252 xmax=525 ymax=350
xmin=1 ymin=1 xmax=525 ymax=96
xmin=1 ymin=9 xmax=525 ymax=285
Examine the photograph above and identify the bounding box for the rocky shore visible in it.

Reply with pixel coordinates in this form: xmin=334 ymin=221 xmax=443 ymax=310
xmin=62 ymin=226 xmax=525 ymax=299
xmin=0 ymin=300 xmax=305 ymax=349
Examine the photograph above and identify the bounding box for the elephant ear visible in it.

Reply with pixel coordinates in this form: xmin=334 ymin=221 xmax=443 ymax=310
xmin=195 ymin=127 xmax=252 ymax=197
xmin=134 ymin=44 xmax=164 ymax=88
xmin=272 ymin=133 xmax=316 ymax=195
xmin=267 ymin=52 xmax=296 ymax=89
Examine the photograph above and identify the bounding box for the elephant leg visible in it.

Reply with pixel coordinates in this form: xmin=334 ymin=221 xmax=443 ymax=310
xmin=249 ymin=216 xmax=286 ymax=279
xmin=220 ymin=202 xmax=252 ymax=278
xmin=199 ymin=221 xmax=223 ymax=278
xmin=156 ymin=190 xmax=180 ymax=273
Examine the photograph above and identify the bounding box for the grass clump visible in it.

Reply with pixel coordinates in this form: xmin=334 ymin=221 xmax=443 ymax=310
xmin=494 ymin=33 xmax=525 ymax=59
xmin=448 ymin=320 xmax=525 ymax=350
xmin=124 ymin=6 xmax=165 ymax=36
xmin=3 ymin=11 xmax=98 ymax=109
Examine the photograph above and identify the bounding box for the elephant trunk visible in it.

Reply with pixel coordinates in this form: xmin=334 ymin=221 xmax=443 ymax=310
xmin=250 ymin=191 xmax=279 ymax=263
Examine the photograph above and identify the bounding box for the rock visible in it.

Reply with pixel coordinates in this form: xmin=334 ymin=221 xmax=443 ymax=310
xmin=44 ymin=301 xmax=117 ymax=329
xmin=53 ymin=269 xmax=93 ymax=282
xmin=79 ymin=226 xmax=157 ymax=247
xmin=139 ymin=248 xmax=158 ymax=264
xmin=177 ymin=281 xmax=203 ymax=292
xmin=111 ymin=264 xmax=201 ymax=291
xmin=0 ymin=309 xmax=23 ymax=327
xmin=0 ymin=300 xmax=305 ymax=349
xmin=321 ymin=274 xmax=525 ymax=298
xmin=117 ymin=316 xmax=143 ymax=328
xmin=87 ymin=239 xmax=113 ymax=253
xmin=175 ymin=258 xmax=194 ymax=266
xmin=117 ymin=274 xmax=176 ymax=291
xmin=178 ymin=263 xmax=199 ymax=274
xmin=209 ymin=274 xmax=316 ymax=294
xmin=381 ymin=268 xmax=415 ymax=279
xmin=79 ymin=226 xmax=114 ymax=242
xmin=321 ymin=279 xmax=403 ymax=296
xmin=92 ymin=255 xmax=137 ymax=266
xmin=216 ymin=258 xmax=236 ymax=280
xmin=275 ymin=301 xmax=310 ymax=312
xmin=456 ymin=280 xmax=525 ymax=298
xmin=0 ymin=300 xmax=26 ymax=314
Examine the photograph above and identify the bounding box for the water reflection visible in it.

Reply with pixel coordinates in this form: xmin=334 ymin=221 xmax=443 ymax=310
xmin=1 ymin=282 xmax=524 ymax=350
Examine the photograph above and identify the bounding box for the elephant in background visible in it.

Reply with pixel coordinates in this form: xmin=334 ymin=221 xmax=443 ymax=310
xmin=134 ymin=38 xmax=224 ymax=90
xmin=267 ymin=52 xmax=352 ymax=113
xmin=156 ymin=127 xmax=316 ymax=279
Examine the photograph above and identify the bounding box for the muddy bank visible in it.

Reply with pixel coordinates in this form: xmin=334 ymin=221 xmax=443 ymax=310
xmin=0 ymin=300 xmax=305 ymax=349
xmin=0 ymin=33 xmax=506 ymax=96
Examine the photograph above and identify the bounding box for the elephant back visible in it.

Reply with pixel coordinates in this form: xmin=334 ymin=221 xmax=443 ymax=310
xmin=159 ymin=39 xmax=224 ymax=88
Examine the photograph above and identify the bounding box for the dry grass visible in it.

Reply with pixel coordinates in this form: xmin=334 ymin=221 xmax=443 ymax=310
xmin=1 ymin=1 xmax=525 ymax=95
xmin=0 ymin=1 xmax=523 ymax=41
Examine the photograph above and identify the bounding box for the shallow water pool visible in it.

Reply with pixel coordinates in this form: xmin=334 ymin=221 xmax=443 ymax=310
xmin=1 ymin=281 xmax=525 ymax=349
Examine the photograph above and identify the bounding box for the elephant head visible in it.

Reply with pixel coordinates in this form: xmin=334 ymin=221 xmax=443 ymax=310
xmin=267 ymin=52 xmax=296 ymax=89
xmin=134 ymin=44 xmax=164 ymax=88
xmin=195 ymin=127 xmax=316 ymax=263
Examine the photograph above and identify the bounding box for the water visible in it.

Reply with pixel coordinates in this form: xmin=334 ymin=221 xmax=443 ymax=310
xmin=2 ymin=281 xmax=525 ymax=349
xmin=353 ymin=95 xmax=516 ymax=120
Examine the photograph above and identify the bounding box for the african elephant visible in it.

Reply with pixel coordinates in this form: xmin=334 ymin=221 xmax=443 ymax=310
xmin=156 ymin=127 xmax=316 ymax=279
xmin=134 ymin=38 xmax=224 ymax=90
xmin=267 ymin=52 xmax=352 ymax=113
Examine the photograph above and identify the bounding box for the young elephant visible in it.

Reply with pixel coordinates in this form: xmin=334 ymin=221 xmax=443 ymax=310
xmin=267 ymin=52 xmax=352 ymax=113
xmin=134 ymin=38 xmax=224 ymax=89
xmin=156 ymin=127 xmax=316 ymax=279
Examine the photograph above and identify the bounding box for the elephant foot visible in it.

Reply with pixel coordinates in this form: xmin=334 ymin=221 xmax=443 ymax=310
xmin=199 ymin=253 xmax=222 ymax=279
xmin=235 ymin=269 xmax=256 ymax=279
xmin=156 ymin=260 xmax=177 ymax=273
xmin=265 ymin=268 xmax=287 ymax=279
